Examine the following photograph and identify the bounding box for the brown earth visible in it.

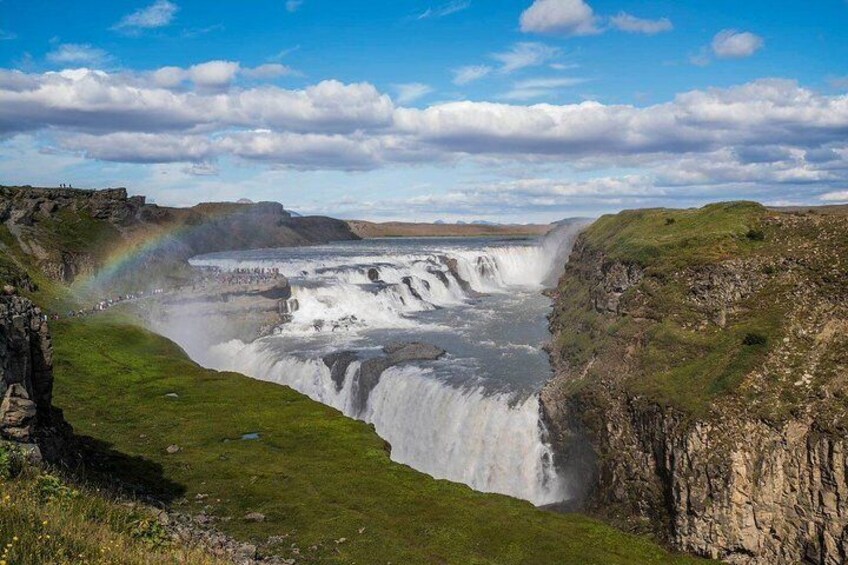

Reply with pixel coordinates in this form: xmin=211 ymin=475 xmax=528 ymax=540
xmin=346 ymin=220 xmax=552 ymax=238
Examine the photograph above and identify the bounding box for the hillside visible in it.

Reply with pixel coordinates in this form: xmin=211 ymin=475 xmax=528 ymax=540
xmin=543 ymin=202 xmax=848 ymax=563
xmin=0 ymin=185 xmax=358 ymax=306
xmin=41 ymin=314 xmax=704 ymax=565
xmin=347 ymin=219 xmax=552 ymax=238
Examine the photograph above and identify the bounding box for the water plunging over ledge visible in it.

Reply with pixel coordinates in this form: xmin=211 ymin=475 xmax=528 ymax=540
xmin=153 ymin=225 xmax=584 ymax=506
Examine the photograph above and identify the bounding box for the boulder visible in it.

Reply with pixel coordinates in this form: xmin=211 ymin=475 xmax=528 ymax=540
xmin=350 ymin=342 xmax=446 ymax=414
xmin=0 ymin=384 xmax=37 ymax=441
xmin=243 ymin=512 xmax=266 ymax=523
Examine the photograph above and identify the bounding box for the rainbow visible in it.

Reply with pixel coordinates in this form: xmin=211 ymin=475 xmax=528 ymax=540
xmin=72 ymin=207 xmax=238 ymax=295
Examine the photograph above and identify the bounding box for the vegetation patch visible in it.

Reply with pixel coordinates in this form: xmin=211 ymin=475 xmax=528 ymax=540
xmin=50 ymin=315 xmax=706 ymax=564
xmin=551 ymin=201 xmax=848 ymax=425
xmin=0 ymin=455 xmax=223 ymax=564
xmin=582 ymin=201 xmax=767 ymax=271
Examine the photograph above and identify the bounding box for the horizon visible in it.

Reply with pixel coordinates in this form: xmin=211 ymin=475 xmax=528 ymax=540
xmin=1 ymin=0 xmax=847 ymax=222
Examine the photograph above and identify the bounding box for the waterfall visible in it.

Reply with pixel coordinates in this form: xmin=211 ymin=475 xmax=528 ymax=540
xmin=201 ymin=342 xmax=568 ymax=506
xmin=173 ymin=223 xmax=587 ymax=505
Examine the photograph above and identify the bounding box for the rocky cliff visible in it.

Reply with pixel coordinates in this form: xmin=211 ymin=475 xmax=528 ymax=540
xmin=0 ymin=185 xmax=358 ymax=294
xmin=543 ymin=202 xmax=848 ymax=564
xmin=0 ymin=291 xmax=69 ymax=461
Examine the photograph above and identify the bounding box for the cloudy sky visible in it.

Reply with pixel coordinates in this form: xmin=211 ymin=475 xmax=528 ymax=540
xmin=1 ymin=0 xmax=847 ymax=222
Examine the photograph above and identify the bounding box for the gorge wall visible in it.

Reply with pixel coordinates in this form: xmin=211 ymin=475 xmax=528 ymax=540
xmin=543 ymin=203 xmax=848 ymax=564
xmin=0 ymin=291 xmax=68 ymax=461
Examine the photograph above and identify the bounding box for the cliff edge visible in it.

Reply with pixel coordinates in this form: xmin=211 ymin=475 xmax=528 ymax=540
xmin=0 ymin=291 xmax=69 ymax=461
xmin=544 ymin=202 xmax=848 ymax=564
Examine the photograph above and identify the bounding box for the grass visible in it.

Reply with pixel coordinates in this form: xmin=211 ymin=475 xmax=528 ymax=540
xmin=0 ymin=225 xmax=76 ymax=312
xmin=583 ymin=201 xmax=767 ymax=271
xmin=0 ymin=458 xmax=224 ymax=565
xmin=631 ymin=304 xmax=785 ymax=415
xmin=50 ymin=315 xmax=707 ymax=564
xmin=37 ymin=209 xmax=122 ymax=258
xmin=551 ymin=201 xmax=790 ymax=416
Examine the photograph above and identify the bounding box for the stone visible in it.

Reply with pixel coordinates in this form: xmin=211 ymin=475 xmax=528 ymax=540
xmin=542 ymin=227 xmax=848 ymax=565
xmin=322 ymin=351 xmax=358 ymax=392
xmin=243 ymin=512 xmax=266 ymax=523
xmin=166 ymin=444 xmax=181 ymax=454
xmin=0 ymin=384 xmax=37 ymax=441
xmin=350 ymin=342 xmax=446 ymax=414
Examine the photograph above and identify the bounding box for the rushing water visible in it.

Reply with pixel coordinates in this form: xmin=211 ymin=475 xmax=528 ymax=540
xmin=163 ymin=225 xmax=583 ymax=506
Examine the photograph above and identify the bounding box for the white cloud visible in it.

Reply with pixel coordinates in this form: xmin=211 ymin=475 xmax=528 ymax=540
xmin=417 ymin=1 xmax=471 ymax=19
xmin=148 ymin=60 xmax=241 ymax=89
xmin=519 ymin=0 xmax=600 ymax=36
xmin=393 ymin=83 xmax=434 ymax=105
xmin=452 ymin=65 xmax=491 ymax=85
xmin=241 ymin=63 xmax=295 ymax=79
xmin=46 ymin=44 xmax=111 ymax=66
xmin=150 ymin=61 xmax=292 ymax=88
xmin=610 ymin=12 xmax=672 ymax=35
xmin=285 ymin=0 xmax=303 ymax=13
xmin=151 ymin=65 xmax=187 ymax=88
xmin=819 ymin=190 xmax=848 ymax=202
xmin=0 ymin=29 xmax=17 ymax=41
xmin=183 ymin=162 xmax=219 ymax=176
xmin=188 ymin=60 xmax=240 ymax=88
xmin=827 ymin=76 xmax=848 ymax=90
xmin=491 ymin=42 xmax=561 ymax=73
xmin=689 ymin=48 xmax=712 ymax=67
xmin=114 ymin=0 xmax=178 ymax=31
xmin=711 ymin=29 xmax=764 ymax=58
xmin=59 ymin=132 xmax=215 ymax=163
xmin=501 ymin=77 xmax=587 ymax=100
xmin=271 ymin=46 xmax=300 ymax=61
xmin=3 ymin=68 xmax=848 ymax=188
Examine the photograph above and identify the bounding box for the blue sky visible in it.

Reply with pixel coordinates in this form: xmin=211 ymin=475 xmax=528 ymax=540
xmin=1 ymin=0 xmax=847 ymax=222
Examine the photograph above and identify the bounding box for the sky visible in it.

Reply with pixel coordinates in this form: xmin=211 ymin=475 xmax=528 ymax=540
xmin=1 ymin=0 xmax=847 ymax=223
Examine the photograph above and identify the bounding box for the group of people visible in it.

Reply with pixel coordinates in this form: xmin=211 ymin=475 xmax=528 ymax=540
xmin=44 ymin=266 xmax=283 ymax=321
xmin=50 ymin=288 xmax=166 ymax=321
xmin=58 ymin=183 xmax=73 ymax=188
xmin=191 ymin=266 xmax=284 ymax=289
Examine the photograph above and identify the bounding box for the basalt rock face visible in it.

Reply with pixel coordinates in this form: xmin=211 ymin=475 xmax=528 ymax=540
xmin=0 ymin=293 xmax=69 ymax=460
xmin=543 ymin=204 xmax=848 ymax=564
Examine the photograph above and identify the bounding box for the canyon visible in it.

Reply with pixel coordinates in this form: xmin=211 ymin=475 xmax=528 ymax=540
xmin=2 ymin=186 xmax=847 ymax=563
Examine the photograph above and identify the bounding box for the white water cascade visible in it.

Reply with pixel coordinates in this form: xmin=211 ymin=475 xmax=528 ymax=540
xmin=179 ymin=223 xmax=587 ymax=506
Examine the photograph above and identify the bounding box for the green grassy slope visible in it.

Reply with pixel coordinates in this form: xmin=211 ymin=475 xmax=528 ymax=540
xmin=0 ymin=465 xmax=225 ymax=565
xmin=550 ymin=201 xmax=848 ymax=421
xmin=51 ymin=316 xmax=706 ymax=564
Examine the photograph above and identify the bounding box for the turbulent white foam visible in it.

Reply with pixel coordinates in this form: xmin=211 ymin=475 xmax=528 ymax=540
xmin=192 ymin=231 xmax=578 ymax=335
xmin=364 ymin=365 xmax=567 ymax=505
xmin=202 ymin=339 xmax=568 ymax=505
xmin=177 ymin=224 xmax=588 ymax=505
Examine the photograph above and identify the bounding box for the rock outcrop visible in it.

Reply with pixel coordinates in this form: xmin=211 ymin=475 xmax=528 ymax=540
xmin=0 ymin=293 xmax=69 ymax=460
xmin=322 ymin=343 xmax=446 ymax=414
xmin=0 ymin=185 xmax=359 ymax=291
xmin=543 ymin=204 xmax=848 ymax=564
